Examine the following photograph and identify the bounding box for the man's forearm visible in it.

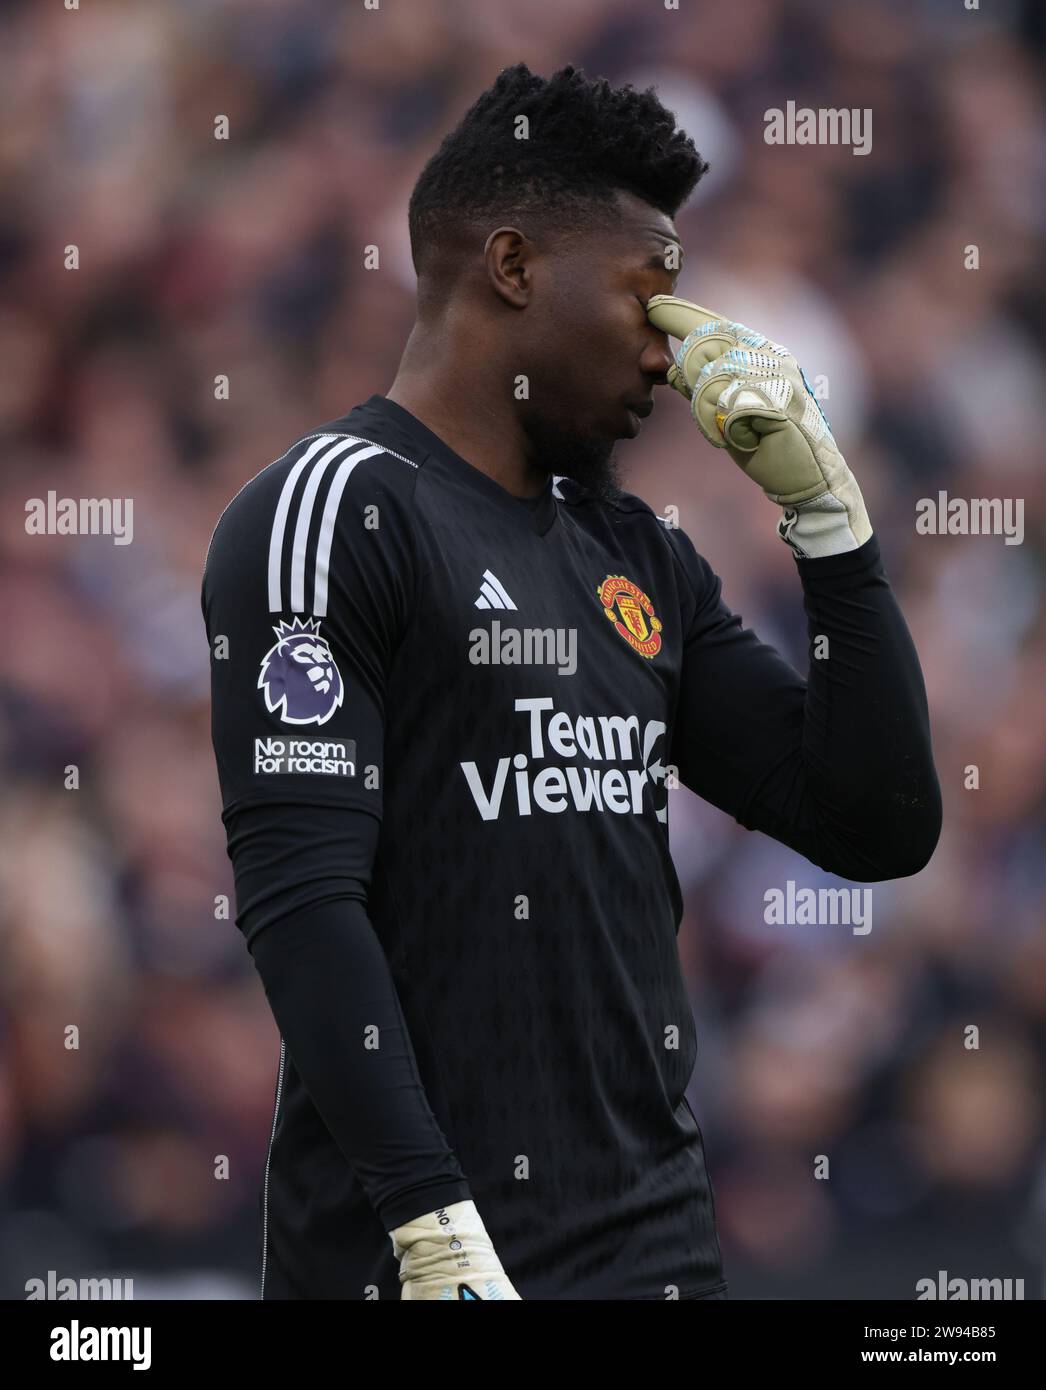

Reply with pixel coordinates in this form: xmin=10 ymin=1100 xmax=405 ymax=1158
xmin=250 ymin=897 xmax=472 ymax=1232
xmin=745 ymin=535 xmax=942 ymax=879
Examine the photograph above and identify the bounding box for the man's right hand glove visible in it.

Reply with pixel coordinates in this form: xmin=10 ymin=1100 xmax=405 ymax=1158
xmin=389 ymin=1199 xmax=522 ymax=1300
xmin=646 ymin=294 xmax=873 ymax=559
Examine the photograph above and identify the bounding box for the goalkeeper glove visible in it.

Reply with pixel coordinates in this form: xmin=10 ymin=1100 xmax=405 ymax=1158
xmin=389 ymin=1199 xmax=522 ymax=1300
xmin=646 ymin=295 xmax=872 ymax=559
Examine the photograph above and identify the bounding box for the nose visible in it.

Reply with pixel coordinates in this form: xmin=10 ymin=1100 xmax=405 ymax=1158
xmin=641 ymin=335 xmax=675 ymax=386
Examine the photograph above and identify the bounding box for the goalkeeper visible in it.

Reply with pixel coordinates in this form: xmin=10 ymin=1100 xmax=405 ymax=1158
xmin=203 ymin=64 xmax=941 ymax=1301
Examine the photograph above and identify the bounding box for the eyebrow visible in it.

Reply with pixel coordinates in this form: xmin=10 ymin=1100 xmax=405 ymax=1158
xmin=644 ymin=248 xmax=683 ymax=275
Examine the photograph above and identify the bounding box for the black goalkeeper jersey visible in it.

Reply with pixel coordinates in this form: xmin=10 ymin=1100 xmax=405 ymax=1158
xmin=202 ymin=393 xmax=940 ymax=1300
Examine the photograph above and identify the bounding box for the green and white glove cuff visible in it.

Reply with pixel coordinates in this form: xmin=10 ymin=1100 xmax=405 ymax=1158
xmin=777 ymin=487 xmax=871 ymax=560
xmin=390 ymin=1198 xmax=520 ymax=1300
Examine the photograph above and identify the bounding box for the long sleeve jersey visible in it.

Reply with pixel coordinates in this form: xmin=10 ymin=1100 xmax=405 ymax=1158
xmin=202 ymin=393 xmax=941 ymax=1300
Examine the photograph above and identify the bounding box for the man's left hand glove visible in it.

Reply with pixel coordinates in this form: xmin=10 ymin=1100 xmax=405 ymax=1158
xmin=389 ymin=1199 xmax=522 ymax=1300
xmin=646 ymin=294 xmax=872 ymax=559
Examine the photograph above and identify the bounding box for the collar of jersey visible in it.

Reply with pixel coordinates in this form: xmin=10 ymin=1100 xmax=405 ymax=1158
xmin=353 ymin=394 xmax=559 ymax=538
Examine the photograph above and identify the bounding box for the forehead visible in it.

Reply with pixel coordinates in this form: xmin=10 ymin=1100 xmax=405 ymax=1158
xmin=606 ymin=189 xmax=683 ymax=270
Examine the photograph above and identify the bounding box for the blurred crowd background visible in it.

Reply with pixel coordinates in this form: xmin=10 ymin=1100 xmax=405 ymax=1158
xmin=1 ymin=0 xmax=1044 ymax=1300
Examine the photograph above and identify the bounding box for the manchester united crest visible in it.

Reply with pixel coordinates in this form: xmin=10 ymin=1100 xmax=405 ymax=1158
xmin=596 ymin=575 xmax=663 ymax=658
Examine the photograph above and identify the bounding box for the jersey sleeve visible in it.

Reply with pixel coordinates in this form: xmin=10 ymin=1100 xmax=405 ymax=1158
xmin=663 ymin=523 xmax=941 ymax=880
xmin=202 ymin=436 xmax=418 ymax=935
xmin=202 ymin=440 xmax=474 ymax=1228
xmin=663 ymin=522 xmax=809 ymax=827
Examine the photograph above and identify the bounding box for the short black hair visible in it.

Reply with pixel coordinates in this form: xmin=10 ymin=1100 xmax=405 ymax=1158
xmin=407 ymin=63 xmax=708 ymax=287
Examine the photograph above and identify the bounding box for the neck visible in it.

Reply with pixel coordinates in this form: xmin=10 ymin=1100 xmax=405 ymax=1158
xmin=386 ymin=320 xmax=548 ymax=498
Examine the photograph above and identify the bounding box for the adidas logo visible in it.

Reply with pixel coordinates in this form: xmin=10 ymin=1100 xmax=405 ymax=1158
xmin=474 ymin=569 xmax=517 ymax=610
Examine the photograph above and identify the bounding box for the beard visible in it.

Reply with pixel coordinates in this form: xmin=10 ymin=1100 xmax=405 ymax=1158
xmin=525 ymin=410 xmax=624 ymax=503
